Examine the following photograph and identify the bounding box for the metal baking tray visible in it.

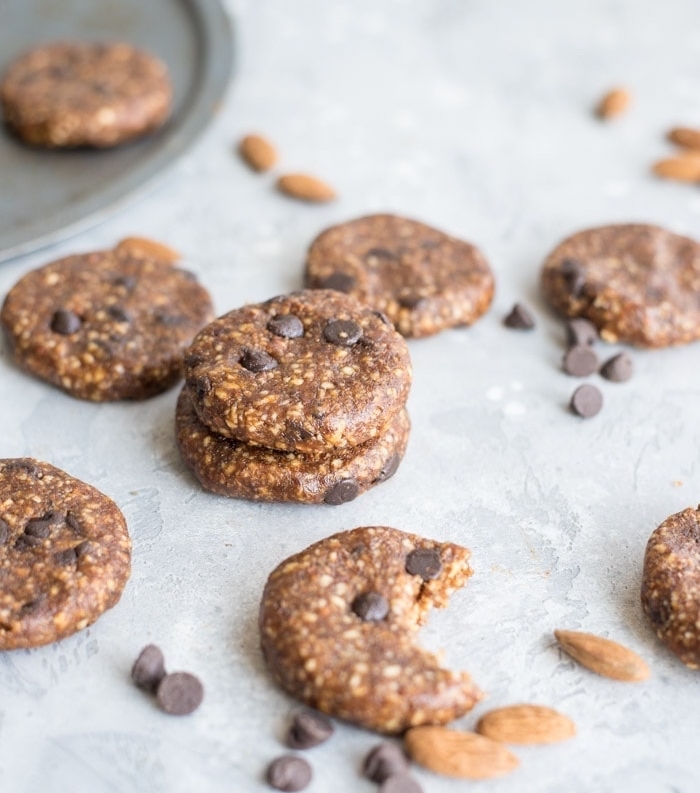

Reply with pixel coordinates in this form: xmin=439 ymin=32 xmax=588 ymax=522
xmin=0 ymin=0 xmax=232 ymax=263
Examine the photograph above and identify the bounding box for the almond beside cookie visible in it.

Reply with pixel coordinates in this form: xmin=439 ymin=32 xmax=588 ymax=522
xmin=554 ymin=629 xmax=650 ymax=681
xmin=476 ymin=704 xmax=576 ymax=744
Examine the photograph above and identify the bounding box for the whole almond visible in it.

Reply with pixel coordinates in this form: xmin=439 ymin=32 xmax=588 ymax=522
xmin=404 ymin=726 xmax=519 ymax=780
xmin=667 ymin=127 xmax=700 ymax=151
xmin=276 ymin=173 xmax=336 ymax=202
xmin=554 ymin=629 xmax=650 ymax=681
xmin=595 ymin=87 xmax=631 ymax=120
xmin=652 ymin=154 xmax=700 ymax=182
xmin=476 ymin=704 xmax=576 ymax=745
xmin=116 ymin=237 xmax=180 ymax=263
xmin=238 ymin=133 xmax=278 ymax=172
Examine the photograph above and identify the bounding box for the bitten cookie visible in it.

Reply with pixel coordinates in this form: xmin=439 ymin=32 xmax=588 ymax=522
xmin=642 ymin=506 xmax=700 ymax=668
xmin=0 ymin=458 xmax=131 ymax=650
xmin=0 ymin=41 xmax=171 ymax=148
xmin=184 ymin=290 xmax=412 ymax=454
xmin=304 ymin=214 xmax=494 ymax=338
xmin=541 ymin=224 xmax=700 ymax=348
xmin=1 ymin=240 xmax=214 ymax=401
xmin=259 ymin=526 xmax=482 ymax=734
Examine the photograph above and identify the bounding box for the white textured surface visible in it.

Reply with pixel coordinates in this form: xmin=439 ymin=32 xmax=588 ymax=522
xmin=2 ymin=1 xmax=700 ymax=791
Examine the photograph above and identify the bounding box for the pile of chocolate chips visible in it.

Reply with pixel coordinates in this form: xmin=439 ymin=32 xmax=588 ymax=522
xmin=131 ymin=644 xmax=204 ymax=715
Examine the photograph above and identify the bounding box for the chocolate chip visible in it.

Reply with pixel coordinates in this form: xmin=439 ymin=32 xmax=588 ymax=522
xmin=566 ymin=317 xmax=598 ymax=347
xmin=366 ymin=247 xmax=398 ymax=261
xmin=54 ymin=548 xmax=78 ymax=566
xmin=268 ymin=314 xmax=304 ymax=339
xmin=106 ymin=305 xmax=131 ymax=323
xmin=376 ymin=453 xmax=400 ymax=483
xmin=320 ymin=272 xmax=355 ymax=292
xmin=503 ymin=302 xmax=535 ymax=330
xmin=24 ymin=516 xmax=53 ymax=538
xmin=65 ymin=512 xmax=82 ymax=534
xmin=240 ymin=348 xmax=279 ymax=373
xmin=561 ymin=258 xmax=586 ymax=297
xmin=132 ymin=644 xmax=167 ymax=693
xmin=380 ymin=775 xmax=424 ymax=793
xmin=323 ymin=319 xmax=363 ymax=346
xmin=156 ymin=672 xmax=203 ymax=715
xmin=570 ymin=384 xmax=603 ymax=418
xmin=50 ymin=308 xmax=81 ymax=335
xmin=372 ymin=310 xmax=392 ymax=326
xmin=194 ymin=375 xmax=211 ymax=398
xmin=405 ymin=548 xmax=442 ymax=580
xmin=323 ymin=478 xmax=360 ymax=505
xmin=286 ymin=709 xmax=334 ymax=749
xmin=266 ymin=756 xmax=312 ymax=792
xmin=600 ymin=352 xmax=634 ymax=382
xmin=0 ymin=518 xmax=8 ymax=545
xmin=563 ymin=345 xmax=599 ymax=377
xmin=175 ymin=268 xmax=198 ymax=282
xmin=112 ymin=274 xmax=137 ymax=291
xmin=352 ymin=592 xmax=389 ymax=622
xmin=364 ymin=743 xmax=410 ymax=783
xmin=398 ymin=294 xmax=426 ymax=310
xmin=155 ymin=312 xmax=187 ymax=327
xmin=75 ymin=541 xmax=92 ymax=557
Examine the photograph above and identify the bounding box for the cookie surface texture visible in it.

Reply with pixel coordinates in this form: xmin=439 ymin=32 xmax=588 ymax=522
xmin=184 ymin=290 xmax=412 ymax=454
xmin=1 ymin=243 xmax=214 ymax=401
xmin=541 ymin=224 xmax=700 ymax=348
xmin=259 ymin=526 xmax=482 ymax=733
xmin=642 ymin=507 xmax=700 ymax=668
xmin=1 ymin=41 xmax=172 ymax=148
xmin=0 ymin=458 xmax=131 ymax=650
xmin=304 ymin=214 xmax=494 ymax=338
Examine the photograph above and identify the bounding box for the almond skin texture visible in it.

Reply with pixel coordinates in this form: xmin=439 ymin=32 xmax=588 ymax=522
xmin=667 ymin=127 xmax=700 ymax=151
xmin=652 ymin=154 xmax=700 ymax=183
xmin=277 ymin=173 xmax=336 ymax=202
xmin=238 ymin=133 xmax=278 ymax=172
xmin=595 ymin=87 xmax=631 ymax=119
xmin=115 ymin=237 xmax=180 ymax=263
xmin=476 ymin=704 xmax=576 ymax=745
xmin=404 ymin=726 xmax=519 ymax=780
xmin=554 ymin=629 xmax=650 ymax=682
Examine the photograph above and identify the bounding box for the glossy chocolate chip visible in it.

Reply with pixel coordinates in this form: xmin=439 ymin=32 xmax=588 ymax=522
xmin=54 ymin=548 xmax=78 ymax=566
xmin=324 ymin=478 xmax=360 ymax=505
xmin=600 ymin=352 xmax=634 ymax=382
xmin=286 ymin=709 xmax=335 ymax=749
xmin=268 ymin=314 xmax=304 ymax=339
xmin=570 ymin=384 xmax=603 ymax=418
xmin=240 ymin=348 xmax=278 ymax=373
xmin=503 ymin=303 xmax=535 ymax=330
xmin=156 ymin=672 xmax=203 ymax=715
xmin=566 ymin=317 xmax=598 ymax=347
xmin=563 ymin=345 xmax=598 ymax=377
xmin=266 ymin=756 xmax=312 ymax=792
xmin=322 ymin=319 xmax=363 ymax=346
xmin=352 ymin=592 xmax=390 ymax=622
xmin=561 ymin=258 xmax=585 ymax=297
xmin=132 ymin=644 xmax=167 ymax=693
xmin=50 ymin=309 xmax=81 ymax=335
xmin=405 ymin=548 xmax=442 ymax=580
xmin=320 ymin=272 xmax=356 ymax=292
xmin=0 ymin=519 xmax=8 ymax=544
xmin=380 ymin=775 xmax=423 ymax=793
xmin=364 ymin=743 xmax=410 ymax=783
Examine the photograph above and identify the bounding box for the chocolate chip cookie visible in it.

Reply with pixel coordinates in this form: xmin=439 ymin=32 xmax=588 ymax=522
xmin=259 ymin=526 xmax=482 ymax=734
xmin=175 ymin=387 xmax=409 ymax=504
xmin=642 ymin=506 xmax=700 ymax=668
xmin=1 ymin=240 xmax=214 ymax=401
xmin=0 ymin=458 xmax=131 ymax=650
xmin=541 ymin=224 xmax=700 ymax=347
xmin=1 ymin=41 xmax=171 ymax=148
xmin=304 ymin=214 xmax=494 ymax=338
xmin=184 ymin=290 xmax=412 ymax=454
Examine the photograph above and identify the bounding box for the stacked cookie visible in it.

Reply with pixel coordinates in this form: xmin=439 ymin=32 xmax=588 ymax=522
xmin=176 ymin=290 xmax=413 ymax=505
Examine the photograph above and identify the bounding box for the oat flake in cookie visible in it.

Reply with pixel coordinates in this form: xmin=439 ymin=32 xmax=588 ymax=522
xmin=259 ymin=526 xmax=482 ymax=734
xmin=1 ymin=241 xmax=214 ymax=401
xmin=642 ymin=506 xmax=700 ymax=668
xmin=0 ymin=459 xmax=131 ymax=650
xmin=541 ymin=224 xmax=700 ymax=347
xmin=184 ymin=290 xmax=412 ymax=454
xmin=304 ymin=214 xmax=494 ymax=338
xmin=0 ymin=42 xmax=171 ymax=148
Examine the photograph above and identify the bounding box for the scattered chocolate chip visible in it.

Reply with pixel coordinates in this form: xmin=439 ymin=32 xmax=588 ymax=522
xmin=600 ymin=352 xmax=634 ymax=382
xmin=320 ymin=272 xmax=356 ymax=292
xmin=54 ymin=548 xmax=78 ymax=566
xmin=563 ymin=345 xmax=599 ymax=377
xmin=268 ymin=314 xmax=304 ymax=339
xmin=286 ymin=709 xmax=335 ymax=749
xmin=570 ymin=384 xmax=603 ymax=418
xmin=566 ymin=317 xmax=598 ymax=347
xmin=322 ymin=319 xmax=363 ymax=347
xmin=156 ymin=671 xmax=204 ymax=715
xmin=132 ymin=644 xmax=167 ymax=693
xmin=240 ymin=348 xmax=278 ymax=373
xmin=0 ymin=518 xmax=8 ymax=544
xmin=380 ymin=775 xmax=423 ymax=793
xmin=323 ymin=478 xmax=360 ymax=505
xmin=397 ymin=294 xmax=426 ymax=310
xmin=561 ymin=258 xmax=585 ymax=297
xmin=364 ymin=743 xmax=410 ymax=783
xmin=405 ymin=548 xmax=442 ymax=580
xmin=352 ymin=592 xmax=390 ymax=622
xmin=106 ymin=305 xmax=131 ymax=323
xmin=376 ymin=453 xmax=400 ymax=483
xmin=50 ymin=309 xmax=81 ymax=335
xmin=266 ymin=756 xmax=312 ymax=792
xmin=503 ymin=302 xmax=535 ymax=330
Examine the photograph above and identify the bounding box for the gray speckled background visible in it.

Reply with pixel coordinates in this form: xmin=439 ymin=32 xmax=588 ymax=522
xmin=2 ymin=1 xmax=700 ymax=791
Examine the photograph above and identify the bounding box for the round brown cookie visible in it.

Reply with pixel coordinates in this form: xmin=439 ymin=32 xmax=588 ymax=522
xmin=303 ymin=214 xmax=494 ymax=338
xmin=642 ymin=506 xmax=700 ymax=668
xmin=0 ymin=241 xmax=214 ymax=401
xmin=541 ymin=224 xmax=700 ymax=348
xmin=0 ymin=458 xmax=131 ymax=650
xmin=259 ymin=526 xmax=482 ymax=734
xmin=0 ymin=41 xmax=171 ymax=148
xmin=184 ymin=290 xmax=412 ymax=454
xmin=175 ymin=387 xmax=409 ymax=504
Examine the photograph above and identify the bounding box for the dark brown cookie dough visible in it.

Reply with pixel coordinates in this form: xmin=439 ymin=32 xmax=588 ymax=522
xmin=541 ymin=224 xmax=700 ymax=348
xmin=642 ymin=506 xmax=700 ymax=668
xmin=304 ymin=214 xmax=495 ymax=338
xmin=1 ymin=241 xmax=214 ymax=401
xmin=175 ymin=387 xmax=409 ymax=504
xmin=0 ymin=458 xmax=131 ymax=650
xmin=259 ymin=526 xmax=482 ymax=734
xmin=184 ymin=290 xmax=412 ymax=454
xmin=1 ymin=41 xmax=171 ymax=148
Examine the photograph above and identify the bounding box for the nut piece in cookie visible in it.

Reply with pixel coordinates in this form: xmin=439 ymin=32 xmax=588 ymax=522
xmin=541 ymin=224 xmax=700 ymax=348
xmin=0 ymin=41 xmax=172 ymax=148
xmin=1 ymin=242 xmax=214 ymax=401
xmin=259 ymin=526 xmax=482 ymax=734
xmin=0 ymin=458 xmax=131 ymax=650
xmin=304 ymin=214 xmax=494 ymax=338
xmin=642 ymin=506 xmax=700 ymax=668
